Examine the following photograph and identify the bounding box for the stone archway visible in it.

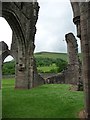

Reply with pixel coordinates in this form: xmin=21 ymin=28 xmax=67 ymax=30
xmin=0 ymin=1 xmax=44 ymax=89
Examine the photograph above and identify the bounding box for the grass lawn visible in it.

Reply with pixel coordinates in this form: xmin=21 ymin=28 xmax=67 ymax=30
xmin=2 ymin=78 xmax=84 ymax=118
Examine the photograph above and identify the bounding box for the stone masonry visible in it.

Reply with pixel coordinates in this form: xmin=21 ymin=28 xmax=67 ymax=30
xmin=65 ymin=33 xmax=81 ymax=85
xmin=70 ymin=1 xmax=90 ymax=118
xmin=0 ymin=1 xmax=44 ymax=89
xmin=45 ymin=33 xmax=81 ymax=85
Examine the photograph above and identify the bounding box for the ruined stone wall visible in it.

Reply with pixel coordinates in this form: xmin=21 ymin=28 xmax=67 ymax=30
xmin=65 ymin=33 xmax=81 ymax=84
xmin=45 ymin=33 xmax=81 ymax=85
xmin=65 ymin=33 xmax=79 ymax=65
xmin=0 ymin=41 xmax=10 ymax=89
xmin=0 ymin=41 xmax=10 ymax=63
xmin=0 ymin=2 xmax=44 ymax=89
xmin=45 ymin=72 xmax=65 ymax=84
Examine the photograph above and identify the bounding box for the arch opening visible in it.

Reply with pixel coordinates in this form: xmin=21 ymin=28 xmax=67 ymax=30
xmin=0 ymin=17 xmax=12 ymax=50
xmin=2 ymin=55 xmax=15 ymax=88
xmin=2 ymin=55 xmax=15 ymax=76
xmin=0 ymin=17 xmax=12 ymax=62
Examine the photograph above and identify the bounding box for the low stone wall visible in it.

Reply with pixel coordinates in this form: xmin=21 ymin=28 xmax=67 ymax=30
xmin=39 ymin=73 xmax=57 ymax=79
xmin=2 ymin=75 xmax=15 ymax=79
xmin=45 ymin=64 xmax=82 ymax=85
xmin=45 ymin=72 xmax=65 ymax=84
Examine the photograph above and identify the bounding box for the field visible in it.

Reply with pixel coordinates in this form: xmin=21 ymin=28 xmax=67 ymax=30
xmin=2 ymin=78 xmax=84 ymax=118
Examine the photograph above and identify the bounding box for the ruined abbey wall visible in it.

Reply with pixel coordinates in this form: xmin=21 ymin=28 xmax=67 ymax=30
xmin=65 ymin=33 xmax=81 ymax=84
xmin=0 ymin=1 xmax=90 ymax=118
xmin=45 ymin=33 xmax=81 ymax=85
xmin=0 ymin=2 xmax=44 ymax=89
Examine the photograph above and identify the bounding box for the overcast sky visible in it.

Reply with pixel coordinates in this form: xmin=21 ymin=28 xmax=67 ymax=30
xmin=0 ymin=0 xmax=81 ymax=61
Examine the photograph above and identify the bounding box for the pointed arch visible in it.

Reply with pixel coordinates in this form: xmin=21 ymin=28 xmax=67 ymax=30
xmin=2 ymin=9 xmax=26 ymax=52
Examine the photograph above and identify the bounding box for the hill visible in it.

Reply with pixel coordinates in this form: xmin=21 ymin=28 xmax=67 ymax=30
xmin=2 ymin=52 xmax=82 ymax=75
xmin=35 ymin=51 xmax=82 ymax=61
xmin=35 ymin=52 xmax=68 ymax=61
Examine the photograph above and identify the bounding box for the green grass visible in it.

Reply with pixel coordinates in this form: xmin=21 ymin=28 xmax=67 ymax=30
xmin=37 ymin=64 xmax=58 ymax=73
xmin=2 ymin=78 xmax=84 ymax=118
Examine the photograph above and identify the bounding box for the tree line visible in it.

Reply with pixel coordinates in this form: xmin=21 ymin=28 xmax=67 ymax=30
xmin=2 ymin=58 xmax=68 ymax=75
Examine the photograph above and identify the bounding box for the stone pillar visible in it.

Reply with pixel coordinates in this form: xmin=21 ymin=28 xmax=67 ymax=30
xmin=65 ymin=33 xmax=80 ymax=84
xmin=0 ymin=17 xmax=1 ymax=105
xmin=70 ymin=2 xmax=81 ymax=38
xmin=13 ymin=2 xmax=44 ymax=89
xmin=0 ymin=1 xmax=2 ymax=90
xmin=65 ymin=33 xmax=79 ymax=65
xmin=0 ymin=42 xmax=2 ymax=89
xmin=80 ymin=2 xmax=90 ymax=118
xmin=70 ymin=1 xmax=90 ymax=118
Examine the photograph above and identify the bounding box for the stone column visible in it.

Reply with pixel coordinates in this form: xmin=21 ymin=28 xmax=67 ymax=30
xmin=0 ymin=42 xmax=2 ymax=89
xmin=14 ymin=2 xmax=44 ymax=89
xmin=70 ymin=1 xmax=90 ymax=118
xmin=80 ymin=2 xmax=90 ymax=118
xmin=65 ymin=33 xmax=80 ymax=84
xmin=0 ymin=42 xmax=2 ymax=120
xmin=65 ymin=33 xmax=79 ymax=65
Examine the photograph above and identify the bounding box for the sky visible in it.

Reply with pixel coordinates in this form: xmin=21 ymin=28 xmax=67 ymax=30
xmin=0 ymin=0 xmax=81 ymax=62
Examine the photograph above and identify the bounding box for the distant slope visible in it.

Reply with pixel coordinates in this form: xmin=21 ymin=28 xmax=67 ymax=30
xmin=34 ymin=52 xmax=68 ymax=61
xmin=3 ymin=52 xmax=82 ymax=75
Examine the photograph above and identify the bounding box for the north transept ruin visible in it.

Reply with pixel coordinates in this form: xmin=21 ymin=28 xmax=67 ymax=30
xmin=0 ymin=1 xmax=44 ymax=89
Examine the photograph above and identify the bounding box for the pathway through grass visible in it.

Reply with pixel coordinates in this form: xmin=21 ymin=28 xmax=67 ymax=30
xmin=2 ymin=78 xmax=84 ymax=118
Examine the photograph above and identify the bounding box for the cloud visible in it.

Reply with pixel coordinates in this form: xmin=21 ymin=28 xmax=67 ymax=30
xmin=35 ymin=0 xmax=79 ymax=53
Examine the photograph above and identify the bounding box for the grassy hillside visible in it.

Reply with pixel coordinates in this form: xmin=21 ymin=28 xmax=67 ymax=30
xmin=35 ymin=52 xmax=82 ymax=61
xmin=3 ymin=52 xmax=68 ymax=75
xmin=35 ymin=52 xmax=68 ymax=61
xmin=2 ymin=78 xmax=84 ymax=118
xmin=2 ymin=52 xmax=82 ymax=75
